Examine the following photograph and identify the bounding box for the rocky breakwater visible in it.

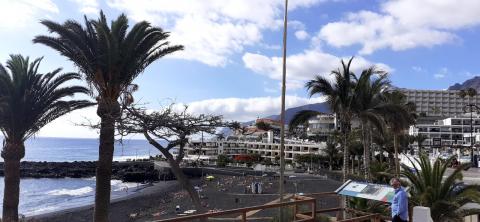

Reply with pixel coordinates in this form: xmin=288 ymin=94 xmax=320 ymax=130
xmin=0 ymin=161 xmax=159 ymax=183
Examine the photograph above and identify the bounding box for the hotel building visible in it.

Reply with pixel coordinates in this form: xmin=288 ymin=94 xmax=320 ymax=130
xmin=401 ymin=89 xmax=480 ymax=118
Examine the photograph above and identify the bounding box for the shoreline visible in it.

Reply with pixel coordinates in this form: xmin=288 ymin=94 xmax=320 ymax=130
xmin=0 ymin=161 xmax=159 ymax=182
xmin=27 ymin=180 xmax=182 ymax=222
xmin=26 ymin=171 xmax=342 ymax=222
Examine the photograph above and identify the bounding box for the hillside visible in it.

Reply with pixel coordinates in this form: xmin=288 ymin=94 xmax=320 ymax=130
xmin=448 ymin=76 xmax=480 ymax=90
xmin=245 ymin=102 xmax=330 ymax=125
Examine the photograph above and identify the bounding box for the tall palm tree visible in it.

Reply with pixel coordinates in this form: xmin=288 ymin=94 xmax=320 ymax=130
xmin=33 ymin=11 xmax=183 ymax=221
xmin=352 ymin=67 xmax=390 ymax=180
xmin=381 ymin=90 xmax=416 ymax=177
xmin=0 ymin=55 xmax=91 ymax=221
xmin=402 ymin=155 xmax=480 ymax=222
xmin=305 ymin=57 xmax=356 ymax=182
xmin=458 ymin=87 xmax=478 ymax=162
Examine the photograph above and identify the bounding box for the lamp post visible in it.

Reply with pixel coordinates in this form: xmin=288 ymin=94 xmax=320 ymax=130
xmin=279 ymin=0 xmax=288 ymax=221
xmin=463 ymin=104 xmax=480 ymax=167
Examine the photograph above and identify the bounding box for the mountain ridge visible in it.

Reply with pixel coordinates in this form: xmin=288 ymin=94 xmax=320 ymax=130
xmin=448 ymin=76 xmax=480 ymax=90
xmin=244 ymin=102 xmax=330 ymax=125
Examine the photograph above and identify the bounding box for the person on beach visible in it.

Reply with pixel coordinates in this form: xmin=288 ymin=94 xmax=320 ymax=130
xmin=390 ymin=178 xmax=409 ymax=222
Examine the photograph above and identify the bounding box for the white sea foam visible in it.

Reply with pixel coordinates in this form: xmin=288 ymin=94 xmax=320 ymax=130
xmin=110 ymin=179 xmax=123 ymax=186
xmin=47 ymin=186 xmax=93 ymax=196
xmin=113 ymin=155 xmax=152 ymax=162
xmin=113 ymin=182 xmax=141 ymax=191
xmin=25 ymin=205 xmax=60 ymax=216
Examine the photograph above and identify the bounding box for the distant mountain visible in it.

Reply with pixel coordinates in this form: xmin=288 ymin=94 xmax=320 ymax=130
xmin=245 ymin=102 xmax=330 ymax=125
xmin=448 ymin=76 xmax=480 ymax=90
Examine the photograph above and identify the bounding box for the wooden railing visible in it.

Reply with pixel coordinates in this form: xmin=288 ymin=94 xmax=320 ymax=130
xmin=154 ymin=195 xmax=316 ymax=222
xmin=155 ymin=192 xmax=391 ymax=222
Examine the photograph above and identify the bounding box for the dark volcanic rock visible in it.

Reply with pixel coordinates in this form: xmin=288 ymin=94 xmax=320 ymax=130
xmin=0 ymin=161 xmax=159 ymax=183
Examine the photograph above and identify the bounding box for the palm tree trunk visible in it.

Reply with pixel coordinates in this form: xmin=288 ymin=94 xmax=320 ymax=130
xmin=341 ymin=127 xmax=349 ymax=220
xmin=379 ymin=149 xmax=383 ymax=164
xmin=388 ymin=152 xmax=394 ymax=169
xmin=361 ymin=122 xmax=370 ymax=180
xmin=94 ymin=102 xmax=120 ymax=222
xmin=351 ymin=156 xmax=354 ymax=174
xmin=2 ymin=142 xmax=25 ymax=222
xmin=329 ymin=156 xmax=333 ymax=171
xmin=369 ymin=127 xmax=374 ymax=160
xmin=394 ymin=134 xmax=400 ymax=177
xmin=357 ymin=157 xmax=361 ymax=174
xmin=418 ymin=141 xmax=422 ymax=154
xmin=342 ymin=130 xmax=349 ymax=182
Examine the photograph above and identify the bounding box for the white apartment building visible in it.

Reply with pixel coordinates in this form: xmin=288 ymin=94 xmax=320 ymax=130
xmin=409 ymin=114 xmax=480 ymax=148
xmin=401 ymin=89 xmax=480 ymax=117
xmin=184 ymin=132 xmax=326 ymax=163
xmin=306 ymin=113 xmax=362 ymax=137
xmin=307 ymin=113 xmax=336 ymax=139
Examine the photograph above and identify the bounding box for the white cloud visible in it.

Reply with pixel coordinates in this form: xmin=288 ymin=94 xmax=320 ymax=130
xmin=295 ymin=30 xmax=310 ymax=40
xmin=434 ymin=67 xmax=448 ymax=79
xmin=37 ymin=95 xmax=328 ymax=137
xmin=242 ymin=49 xmax=392 ymax=89
xmin=317 ymin=0 xmax=480 ymax=54
xmin=37 ymin=107 xmax=100 ymax=138
xmin=383 ymin=0 xmax=480 ymax=30
xmin=174 ymin=95 xmax=327 ymax=122
xmin=0 ymin=0 xmax=58 ymax=29
xmin=70 ymin=0 xmax=99 ymax=15
xmin=107 ymin=0 xmax=324 ymax=66
xmin=412 ymin=66 xmax=424 ymax=72
xmin=465 ymin=71 xmax=478 ymax=77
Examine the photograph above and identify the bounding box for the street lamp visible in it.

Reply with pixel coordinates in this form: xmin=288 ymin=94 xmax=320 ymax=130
xmin=463 ymin=104 xmax=480 ymax=166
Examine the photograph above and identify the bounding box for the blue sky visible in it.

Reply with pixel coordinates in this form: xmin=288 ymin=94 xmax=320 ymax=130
xmin=1 ymin=0 xmax=480 ymax=138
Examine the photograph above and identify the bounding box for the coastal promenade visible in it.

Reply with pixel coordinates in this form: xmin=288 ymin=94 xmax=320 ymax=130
xmin=446 ymin=167 xmax=480 ymax=184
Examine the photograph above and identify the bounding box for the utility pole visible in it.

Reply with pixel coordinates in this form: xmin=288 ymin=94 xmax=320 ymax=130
xmin=279 ymin=0 xmax=288 ymax=221
xmin=464 ymin=104 xmax=479 ymax=166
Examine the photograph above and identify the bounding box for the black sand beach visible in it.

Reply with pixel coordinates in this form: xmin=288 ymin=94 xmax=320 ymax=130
xmin=27 ymin=172 xmax=342 ymax=222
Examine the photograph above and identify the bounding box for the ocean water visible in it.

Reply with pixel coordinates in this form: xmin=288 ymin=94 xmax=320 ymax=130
xmin=0 ymin=177 xmax=144 ymax=216
xmin=0 ymin=137 xmax=164 ymax=216
xmin=21 ymin=137 xmax=162 ymax=162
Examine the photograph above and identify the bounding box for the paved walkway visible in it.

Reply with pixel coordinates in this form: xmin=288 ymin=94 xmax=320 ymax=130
xmin=446 ymin=167 xmax=480 ymax=184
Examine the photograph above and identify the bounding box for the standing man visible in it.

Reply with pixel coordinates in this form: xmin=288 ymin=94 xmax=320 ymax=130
xmin=391 ymin=178 xmax=408 ymax=222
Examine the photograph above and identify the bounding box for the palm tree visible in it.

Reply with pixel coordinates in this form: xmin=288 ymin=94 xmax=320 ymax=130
xmin=305 ymin=57 xmax=356 ymax=182
xmin=33 ymin=11 xmax=183 ymax=221
xmin=402 ymin=155 xmax=480 ymax=221
xmin=0 ymin=55 xmax=91 ymax=221
xmin=352 ymin=67 xmax=390 ymax=180
xmin=288 ymin=110 xmax=325 ymax=139
xmin=372 ymin=128 xmax=394 ymax=167
xmin=458 ymin=87 xmax=478 ymax=102
xmin=369 ymin=161 xmax=392 ymax=184
xmin=381 ymin=90 xmax=416 ymax=177
xmin=349 ymin=139 xmax=364 ymax=175
xmin=413 ymin=134 xmax=428 ymax=154
xmin=458 ymin=87 xmax=478 ymax=162
xmin=324 ymin=138 xmax=339 ymax=171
